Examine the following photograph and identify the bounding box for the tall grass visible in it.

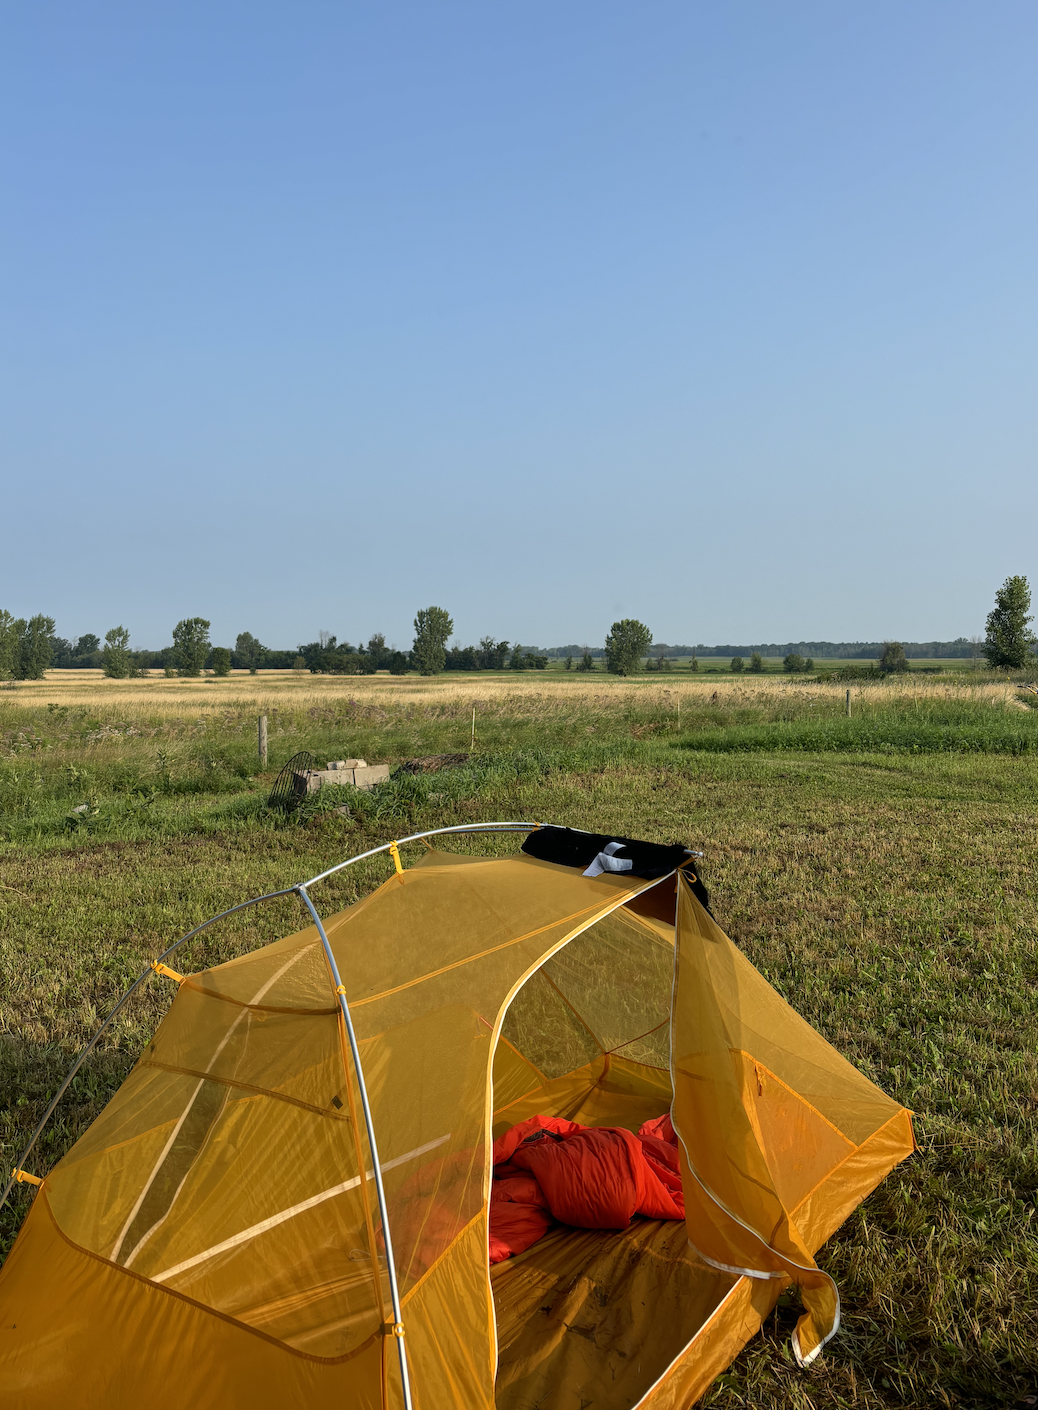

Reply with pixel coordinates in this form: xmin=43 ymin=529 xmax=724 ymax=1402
xmin=682 ymin=697 xmax=1038 ymax=754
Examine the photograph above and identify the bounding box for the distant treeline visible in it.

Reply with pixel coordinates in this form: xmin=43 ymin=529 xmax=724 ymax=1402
xmin=0 ymin=605 xmax=984 ymax=682
xmin=536 ymin=639 xmax=976 ymax=660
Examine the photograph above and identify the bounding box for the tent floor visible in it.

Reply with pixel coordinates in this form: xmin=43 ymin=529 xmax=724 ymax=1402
xmin=492 ymin=1217 xmax=736 ymax=1410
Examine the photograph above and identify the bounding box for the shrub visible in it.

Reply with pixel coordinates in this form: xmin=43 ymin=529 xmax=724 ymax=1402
xmin=749 ymin=653 xmax=763 ymax=673
xmin=783 ymin=653 xmax=806 ymax=673
xmin=210 ymin=648 xmax=232 ymax=677
xmin=731 ymin=656 xmax=744 ymax=673
xmin=879 ymin=642 xmax=909 ymax=674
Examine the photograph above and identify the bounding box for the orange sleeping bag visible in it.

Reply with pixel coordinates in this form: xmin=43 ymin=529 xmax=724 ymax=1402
xmin=489 ymin=1114 xmax=684 ymax=1262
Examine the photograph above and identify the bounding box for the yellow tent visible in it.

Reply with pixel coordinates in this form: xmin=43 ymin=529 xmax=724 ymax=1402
xmin=0 ymin=824 xmax=913 ymax=1409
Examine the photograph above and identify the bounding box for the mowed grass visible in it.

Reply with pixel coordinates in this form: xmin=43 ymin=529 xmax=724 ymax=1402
xmin=2 ymin=675 xmax=1038 ymax=1406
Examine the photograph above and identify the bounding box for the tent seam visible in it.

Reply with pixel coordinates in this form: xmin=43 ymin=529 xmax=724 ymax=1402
xmin=137 ymin=1060 xmax=352 ymax=1121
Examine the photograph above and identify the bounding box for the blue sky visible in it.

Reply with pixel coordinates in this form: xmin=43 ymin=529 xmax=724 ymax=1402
xmin=2 ymin=2 xmax=1036 ymax=651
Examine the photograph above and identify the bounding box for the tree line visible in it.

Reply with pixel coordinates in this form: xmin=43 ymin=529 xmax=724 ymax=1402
xmin=2 ymin=578 xmax=1033 ymax=681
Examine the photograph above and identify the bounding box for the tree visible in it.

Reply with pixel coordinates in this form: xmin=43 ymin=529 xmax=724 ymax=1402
xmin=172 ymin=617 xmax=211 ymax=676
xmin=749 ymin=652 xmax=763 ymax=673
xmin=387 ymin=650 xmax=410 ymax=674
xmin=509 ymin=643 xmax=526 ymax=671
xmin=103 ymin=626 xmax=132 ymax=678
xmin=984 ymin=575 xmax=1036 ymax=669
xmin=564 ymin=653 xmax=573 ymax=671
xmin=878 ymin=642 xmax=908 ymax=674
xmin=19 ymin=616 xmax=56 ymax=679
xmin=298 ymin=637 xmax=364 ymax=674
xmin=0 ymin=611 xmax=19 ymax=680
xmin=210 ymin=647 xmax=232 ymax=676
xmin=412 ymin=606 xmax=453 ymax=676
xmin=576 ymin=648 xmax=596 ymax=672
xmin=366 ymin=633 xmax=392 ymax=671
xmin=805 ymin=657 xmax=815 ymax=673
xmin=478 ymin=636 xmax=510 ymax=670
xmin=783 ymin=653 xmax=806 ymax=674
xmin=730 ymin=656 xmax=744 ymax=673
xmin=235 ymin=631 xmax=265 ymax=673
xmin=605 ymin=619 xmax=652 ymax=676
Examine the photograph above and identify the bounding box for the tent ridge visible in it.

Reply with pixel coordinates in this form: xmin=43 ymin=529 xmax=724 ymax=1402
xmin=182 ymin=977 xmax=339 ymax=1017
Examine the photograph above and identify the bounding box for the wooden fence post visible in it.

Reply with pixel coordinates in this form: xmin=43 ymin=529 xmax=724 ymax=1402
xmin=845 ymin=689 xmax=851 ymax=718
xmin=258 ymin=714 xmax=268 ymax=766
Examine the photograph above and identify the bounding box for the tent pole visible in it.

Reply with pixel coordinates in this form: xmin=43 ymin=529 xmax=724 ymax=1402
xmin=300 ymin=820 xmax=538 ymax=889
xmin=296 ymin=885 xmax=414 ymax=1410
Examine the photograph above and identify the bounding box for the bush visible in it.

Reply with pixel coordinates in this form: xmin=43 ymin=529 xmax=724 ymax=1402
xmin=749 ymin=653 xmax=763 ymax=673
xmin=210 ymin=648 xmax=232 ymax=677
xmin=879 ymin=642 xmax=909 ymax=674
xmin=816 ymin=664 xmax=883 ymax=683
xmin=731 ymin=656 xmax=744 ymax=673
xmin=783 ymin=653 xmax=806 ymax=674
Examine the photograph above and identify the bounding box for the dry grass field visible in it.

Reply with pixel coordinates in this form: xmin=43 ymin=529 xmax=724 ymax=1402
xmin=2 ymin=670 xmax=1038 ymax=1407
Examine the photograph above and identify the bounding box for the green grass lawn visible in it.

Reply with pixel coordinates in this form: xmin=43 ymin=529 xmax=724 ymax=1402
xmin=2 ymin=679 xmax=1037 ymax=1406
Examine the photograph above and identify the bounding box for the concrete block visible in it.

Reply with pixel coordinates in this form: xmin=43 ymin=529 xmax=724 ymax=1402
xmin=326 ymin=759 xmax=367 ymax=770
xmin=352 ymin=765 xmax=390 ymax=790
xmin=313 ymin=770 xmax=355 ymax=787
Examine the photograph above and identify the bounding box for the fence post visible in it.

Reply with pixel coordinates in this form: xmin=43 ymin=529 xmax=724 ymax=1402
xmin=258 ymin=714 xmax=268 ymax=766
xmin=845 ymin=689 xmax=851 ymax=718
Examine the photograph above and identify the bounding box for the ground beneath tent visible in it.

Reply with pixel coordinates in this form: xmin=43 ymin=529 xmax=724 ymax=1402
xmin=492 ymin=1217 xmax=736 ymax=1410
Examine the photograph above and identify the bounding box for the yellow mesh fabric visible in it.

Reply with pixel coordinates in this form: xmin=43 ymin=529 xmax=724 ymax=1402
xmin=0 ymin=845 xmax=913 ymax=1410
xmin=669 ymin=875 xmax=906 ymax=1367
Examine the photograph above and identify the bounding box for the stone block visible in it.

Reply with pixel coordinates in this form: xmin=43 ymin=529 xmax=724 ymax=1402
xmin=304 ymin=764 xmax=391 ymax=792
xmin=352 ymin=765 xmax=390 ymax=790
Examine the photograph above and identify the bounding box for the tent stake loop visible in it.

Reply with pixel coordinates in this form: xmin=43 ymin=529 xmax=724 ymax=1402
xmin=295 ymin=885 xmax=414 ymax=1410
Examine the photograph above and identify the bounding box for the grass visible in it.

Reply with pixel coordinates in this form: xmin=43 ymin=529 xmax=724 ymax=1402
xmin=2 ymin=674 xmax=1038 ymax=1405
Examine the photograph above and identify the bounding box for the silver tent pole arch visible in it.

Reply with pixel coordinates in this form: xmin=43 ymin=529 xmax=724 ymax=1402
xmin=296 ymin=885 xmax=414 ymax=1410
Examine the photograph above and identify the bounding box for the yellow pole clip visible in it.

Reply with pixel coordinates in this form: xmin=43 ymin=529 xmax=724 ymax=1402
xmin=151 ymin=961 xmax=185 ymax=984
xmin=12 ymin=1168 xmax=43 ymax=1187
xmin=388 ymin=840 xmax=404 ymax=879
xmin=392 ymin=1323 xmax=406 ymax=1338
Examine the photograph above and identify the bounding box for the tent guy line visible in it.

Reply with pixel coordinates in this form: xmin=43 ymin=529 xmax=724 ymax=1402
xmin=151 ymin=1133 xmax=453 ymax=1284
